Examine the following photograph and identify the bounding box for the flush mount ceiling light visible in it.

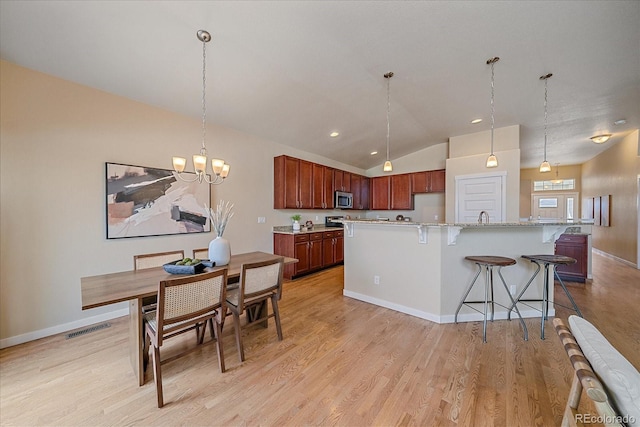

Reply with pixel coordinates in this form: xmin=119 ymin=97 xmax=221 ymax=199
xmin=383 ymin=72 xmax=394 ymax=172
xmin=172 ymin=30 xmax=229 ymax=184
xmin=370 ymin=151 xmax=378 ymax=155
xmin=614 ymin=119 xmax=627 ymax=125
xmin=471 ymin=118 xmax=483 ymax=124
xmin=590 ymin=134 xmax=612 ymax=144
xmin=539 ymin=73 xmax=553 ymax=173
xmin=485 ymin=57 xmax=500 ymax=168
xmin=330 ymin=131 xmax=340 ymax=137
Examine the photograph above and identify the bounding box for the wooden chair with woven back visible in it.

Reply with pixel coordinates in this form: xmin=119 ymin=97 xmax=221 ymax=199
xmin=134 ymin=250 xmax=185 ymax=312
xmin=192 ymin=248 xmax=209 ymax=260
xmin=226 ymin=257 xmax=284 ymax=362
xmin=143 ymin=268 xmax=228 ymax=408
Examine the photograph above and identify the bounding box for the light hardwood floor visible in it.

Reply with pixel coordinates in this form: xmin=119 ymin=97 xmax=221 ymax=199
xmin=1 ymin=252 xmax=638 ymax=426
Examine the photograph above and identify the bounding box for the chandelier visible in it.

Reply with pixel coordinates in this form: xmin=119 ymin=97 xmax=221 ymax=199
xmin=486 ymin=57 xmax=499 ymax=168
xmin=383 ymin=72 xmax=394 ymax=172
xmin=172 ymin=30 xmax=229 ymax=184
xmin=539 ymin=73 xmax=553 ymax=173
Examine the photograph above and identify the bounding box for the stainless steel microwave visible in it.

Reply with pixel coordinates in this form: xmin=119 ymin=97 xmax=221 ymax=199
xmin=335 ymin=191 xmax=353 ymax=209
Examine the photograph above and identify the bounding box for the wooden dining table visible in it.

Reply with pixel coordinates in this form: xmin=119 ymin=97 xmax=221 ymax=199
xmin=81 ymin=251 xmax=297 ymax=386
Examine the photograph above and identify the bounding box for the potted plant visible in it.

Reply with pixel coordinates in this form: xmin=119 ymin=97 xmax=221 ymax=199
xmin=291 ymin=214 xmax=302 ymax=231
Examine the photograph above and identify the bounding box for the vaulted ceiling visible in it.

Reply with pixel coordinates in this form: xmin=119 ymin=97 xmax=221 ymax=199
xmin=1 ymin=1 xmax=638 ymax=170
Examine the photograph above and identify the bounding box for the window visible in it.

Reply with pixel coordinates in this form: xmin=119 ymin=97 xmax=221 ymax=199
xmin=533 ymin=179 xmax=575 ymax=191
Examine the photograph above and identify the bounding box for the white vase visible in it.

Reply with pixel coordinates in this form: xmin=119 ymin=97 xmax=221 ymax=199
xmin=293 ymin=220 xmax=300 ymax=231
xmin=208 ymin=236 xmax=231 ymax=266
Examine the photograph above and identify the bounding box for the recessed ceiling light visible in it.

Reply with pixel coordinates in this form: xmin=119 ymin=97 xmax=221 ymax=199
xmin=370 ymin=151 xmax=378 ymax=155
xmin=614 ymin=119 xmax=627 ymax=125
xmin=329 ymin=131 xmax=340 ymax=137
xmin=471 ymin=118 xmax=482 ymax=124
xmin=590 ymin=134 xmax=612 ymax=144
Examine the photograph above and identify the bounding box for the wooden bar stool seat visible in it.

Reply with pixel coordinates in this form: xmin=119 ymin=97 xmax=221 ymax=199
xmin=508 ymin=254 xmax=583 ymax=339
xmin=455 ymin=256 xmax=528 ymax=343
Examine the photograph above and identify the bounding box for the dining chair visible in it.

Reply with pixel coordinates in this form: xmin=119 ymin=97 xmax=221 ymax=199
xmin=143 ymin=269 xmax=228 ymax=408
xmin=192 ymin=248 xmax=209 ymax=260
xmin=226 ymin=258 xmax=284 ymax=362
xmin=134 ymin=250 xmax=185 ymax=312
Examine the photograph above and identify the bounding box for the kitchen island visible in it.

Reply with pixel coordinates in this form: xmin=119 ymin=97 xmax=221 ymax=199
xmin=342 ymin=219 xmax=592 ymax=323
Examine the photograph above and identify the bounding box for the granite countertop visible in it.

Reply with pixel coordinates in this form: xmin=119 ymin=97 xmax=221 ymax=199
xmin=273 ymin=225 xmax=343 ymax=234
xmin=339 ymin=219 xmax=595 ymax=228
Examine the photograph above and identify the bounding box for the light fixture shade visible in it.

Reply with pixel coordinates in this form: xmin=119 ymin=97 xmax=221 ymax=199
xmin=486 ymin=154 xmax=498 ymax=168
xmin=383 ymin=160 xmax=393 ymax=172
xmin=539 ymin=160 xmax=551 ymax=173
xmin=193 ymin=154 xmax=207 ymax=173
xmin=172 ymin=157 xmax=187 ymax=173
xmin=220 ymin=164 xmax=230 ymax=178
xmin=590 ymin=134 xmax=611 ymax=144
xmin=211 ymin=158 xmax=225 ymax=175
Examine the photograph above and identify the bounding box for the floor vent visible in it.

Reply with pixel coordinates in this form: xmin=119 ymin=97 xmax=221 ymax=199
xmin=66 ymin=322 xmax=111 ymax=339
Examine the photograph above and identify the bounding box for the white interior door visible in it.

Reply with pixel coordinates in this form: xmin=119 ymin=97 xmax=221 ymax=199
xmin=455 ymin=172 xmax=506 ymax=223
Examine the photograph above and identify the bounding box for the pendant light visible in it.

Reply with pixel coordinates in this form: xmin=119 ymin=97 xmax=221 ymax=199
xmin=383 ymin=72 xmax=394 ymax=172
xmin=551 ymin=163 xmax=562 ymax=184
xmin=172 ymin=30 xmax=230 ymax=184
xmin=539 ymin=73 xmax=553 ymax=173
xmin=485 ymin=57 xmax=500 ymax=168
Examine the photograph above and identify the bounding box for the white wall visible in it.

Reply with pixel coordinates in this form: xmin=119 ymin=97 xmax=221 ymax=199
xmin=0 ymin=60 xmax=365 ymax=347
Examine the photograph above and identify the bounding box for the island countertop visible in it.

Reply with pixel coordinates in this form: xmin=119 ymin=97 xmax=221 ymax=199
xmin=339 ymin=219 xmax=595 ymax=227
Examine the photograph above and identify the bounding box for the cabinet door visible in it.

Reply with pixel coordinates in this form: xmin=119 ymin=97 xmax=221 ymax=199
xmin=335 ymin=234 xmax=344 ymax=263
xmin=370 ymin=176 xmax=391 ymax=210
xmin=298 ymin=160 xmax=313 ymax=209
xmin=555 ymin=234 xmax=587 ymax=281
xmin=311 ymin=163 xmax=325 ymax=209
xmin=282 ymin=156 xmax=300 ymax=209
xmin=309 ymin=240 xmax=323 ymax=270
xmin=391 ymin=174 xmax=413 ymax=210
xmin=342 ymin=172 xmax=351 ymax=192
xmin=323 ymin=166 xmax=334 ymax=209
xmin=294 ymin=241 xmax=310 ymax=275
xmin=322 ymin=238 xmax=335 ymax=265
xmin=429 ymin=169 xmax=446 ymax=192
xmin=360 ymin=177 xmax=370 ymax=210
xmin=411 ymin=172 xmax=429 ymax=193
xmin=351 ymin=174 xmax=362 ymax=210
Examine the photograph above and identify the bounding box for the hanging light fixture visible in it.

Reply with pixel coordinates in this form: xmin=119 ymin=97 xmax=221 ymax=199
xmin=172 ymin=30 xmax=229 ymax=184
xmin=590 ymin=134 xmax=612 ymax=144
xmin=383 ymin=72 xmax=394 ymax=172
xmin=539 ymin=73 xmax=553 ymax=173
xmin=485 ymin=57 xmax=499 ymax=168
xmin=551 ymin=163 xmax=562 ymax=184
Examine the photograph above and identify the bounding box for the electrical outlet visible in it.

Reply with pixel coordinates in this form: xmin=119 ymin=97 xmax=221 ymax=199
xmin=374 ymin=275 xmax=380 ymax=285
xmin=510 ymin=284 xmax=516 ymax=295
xmin=434 ymin=214 xmax=439 ymax=221
xmin=315 ymin=215 xmax=319 ymax=221
xmin=257 ymin=216 xmax=266 ymax=223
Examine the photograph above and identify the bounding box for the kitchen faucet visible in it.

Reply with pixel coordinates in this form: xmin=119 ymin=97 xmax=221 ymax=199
xmin=478 ymin=211 xmax=490 ymax=224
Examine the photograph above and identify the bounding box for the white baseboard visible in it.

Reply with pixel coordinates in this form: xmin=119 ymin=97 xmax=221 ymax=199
xmin=342 ymin=290 xmax=547 ymax=324
xmin=0 ymin=308 xmax=129 ymax=349
xmin=592 ymin=248 xmax=638 ymax=269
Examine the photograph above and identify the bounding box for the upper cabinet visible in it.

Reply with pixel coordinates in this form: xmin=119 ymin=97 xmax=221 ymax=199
xmin=410 ymin=169 xmax=446 ymax=193
xmin=275 ymin=155 xmax=443 ymax=210
xmin=274 ymin=155 xmax=313 ymax=209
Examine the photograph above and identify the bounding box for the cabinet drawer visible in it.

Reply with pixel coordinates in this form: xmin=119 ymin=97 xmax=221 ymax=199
xmin=294 ymin=234 xmax=310 ymax=243
xmin=323 ymin=231 xmax=335 ymax=239
xmin=557 ymin=234 xmax=587 ymax=244
xmin=310 ymin=232 xmax=324 ymax=241
xmin=335 ymin=230 xmax=344 ymax=237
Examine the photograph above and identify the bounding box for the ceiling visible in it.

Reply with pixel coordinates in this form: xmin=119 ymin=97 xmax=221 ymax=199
xmin=1 ymin=1 xmax=639 ymax=170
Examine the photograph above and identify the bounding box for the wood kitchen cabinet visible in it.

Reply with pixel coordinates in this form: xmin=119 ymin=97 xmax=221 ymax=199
xmin=555 ymin=233 xmax=588 ymax=282
xmin=274 ymin=155 xmax=313 ymax=209
xmin=334 ymin=170 xmax=351 ymax=192
xmin=322 ymin=230 xmax=344 ymax=266
xmin=350 ymin=174 xmax=370 ymax=210
xmin=411 ymin=169 xmax=445 ymax=193
xmin=312 ymin=164 xmax=334 ymax=209
xmin=274 ymin=232 xmax=324 ymax=279
xmin=370 ymin=176 xmax=391 ymax=210
xmin=391 ymin=173 xmax=413 ymax=210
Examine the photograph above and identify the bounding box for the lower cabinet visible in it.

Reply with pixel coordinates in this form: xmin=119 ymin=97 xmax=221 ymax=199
xmin=555 ymin=233 xmax=588 ymax=282
xmin=274 ymin=230 xmax=344 ymax=279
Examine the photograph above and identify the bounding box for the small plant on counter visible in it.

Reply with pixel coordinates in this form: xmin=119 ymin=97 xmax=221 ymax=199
xmin=291 ymin=214 xmax=302 ymax=222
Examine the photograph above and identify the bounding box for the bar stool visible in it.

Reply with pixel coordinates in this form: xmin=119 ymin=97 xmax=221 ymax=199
xmin=455 ymin=256 xmax=528 ymax=343
xmin=508 ymin=254 xmax=583 ymax=340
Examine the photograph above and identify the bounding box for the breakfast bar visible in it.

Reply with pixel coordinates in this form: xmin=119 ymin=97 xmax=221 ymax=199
xmin=341 ymin=219 xmax=592 ymax=324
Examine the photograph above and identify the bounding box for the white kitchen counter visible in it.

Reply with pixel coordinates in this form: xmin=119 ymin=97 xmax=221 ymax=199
xmin=342 ymin=220 xmax=592 ymax=324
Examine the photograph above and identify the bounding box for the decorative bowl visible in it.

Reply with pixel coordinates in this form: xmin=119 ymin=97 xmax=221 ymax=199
xmin=163 ymin=260 xmax=206 ymax=275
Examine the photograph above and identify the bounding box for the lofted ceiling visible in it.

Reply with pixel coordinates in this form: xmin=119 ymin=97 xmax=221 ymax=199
xmin=1 ymin=1 xmax=639 ymax=170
